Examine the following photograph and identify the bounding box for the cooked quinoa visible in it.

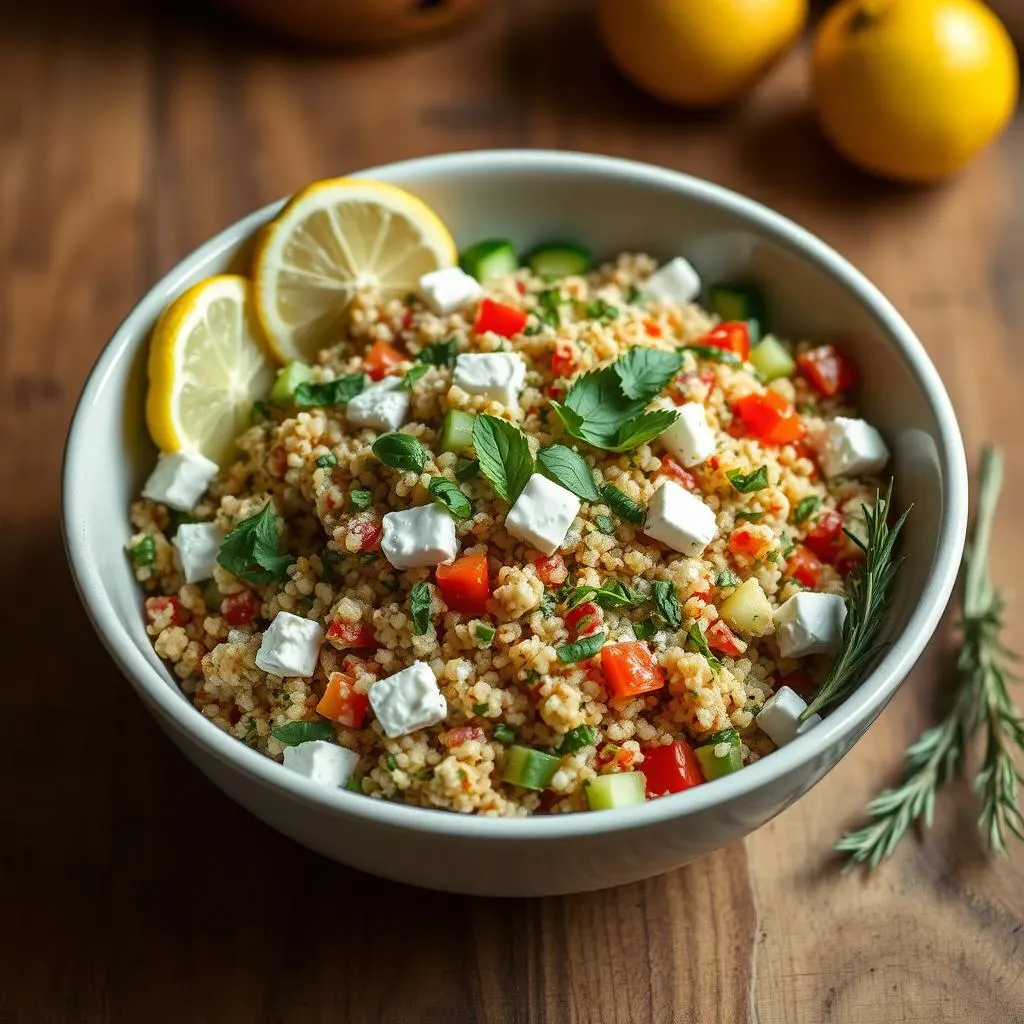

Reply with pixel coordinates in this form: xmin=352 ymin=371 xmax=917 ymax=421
xmin=128 ymin=250 xmax=887 ymax=816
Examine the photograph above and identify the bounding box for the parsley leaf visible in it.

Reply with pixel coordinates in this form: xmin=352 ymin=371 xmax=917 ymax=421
xmin=567 ymin=580 xmax=644 ymax=611
xmin=716 ymin=569 xmax=741 ymax=588
xmin=372 ymin=433 xmax=428 ymax=473
xmin=600 ymin=484 xmax=646 ymax=524
xmin=493 ymin=723 xmax=516 ymax=745
xmin=652 ymin=580 xmax=682 ymax=628
xmin=271 ymin=720 xmax=334 ymax=746
xmin=315 ymin=452 xmax=338 ymax=469
xmin=473 ymin=622 xmax=496 ymax=647
xmin=679 ymin=345 xmax=740 ymax=366
xmin=556 ymin=631 xmax=606 ymax=664
xmin=294 ymin=374 xmax=365 ymax=408
xmin=632 ymin=618 xmax=657 ymax=641
xmin=613 ymin=347 xmax=683 ymax=402
xmin=687 ymin=623 xmax=722 ymax=670
xmin=350 ymin=489 xmax=373 ymax=510
xmin=410 ymin=581 xmax=432 ymax=635
xmin=793 ymin=495 xmax=820 ymax=524
xmin=537 ymin=444 xmax=601 ymax=501
xmin=428 ymin=477 xmax=473 ymax=520
xmin=557 ymin=724 xmax=597 ymax=754
xmin=535 ymin=288 xmax=563 ymax=328
xmin=472 ymin=414 xmax=534 ymax=502
xmin=727 ymin=466 xmax=770 ymax=493
xmin=129 ymin=534 xmax=156 ymax=567
xmin=417 ymin=338 xmax=458 ymax=368
xmin=400 ymin=364 xmax=430 ymax=390
xmin=455 ymin=458 xmax=479 ymax=482
xmin=217 ymin=501 xmax=292 ymax=584
xmin=584 ymin=298 xmax=618 ymax=321
xmin=735 ymin=510 xmax=764 ymax=522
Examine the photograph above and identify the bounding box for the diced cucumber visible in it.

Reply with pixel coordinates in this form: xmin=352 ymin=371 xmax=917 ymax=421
xmin=748 ymin=335 xmax=796 ymax=382
xmin=460 ymin=238 xmax=518 ymax=282
xmin=270 ymin=361 xmax=313 ymax=403
xmin=439 ymin=409 xmax=476 ymax=454
xmin=502 ymin=745 xmax=560 ymax=791
xmin=709 ymin=284 xmax=766 ymax=343
xmin=696 ymin=729 xmax=744 ymax=780
xmin=525 ymin=242 xmax=593 ymax=279
xmin=584 ymin=772 xmax=647 ymax=810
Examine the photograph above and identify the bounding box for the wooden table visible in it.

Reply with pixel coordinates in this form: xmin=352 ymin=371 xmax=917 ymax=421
xmin=3 ymin=2 xmax=1022 ymax=1020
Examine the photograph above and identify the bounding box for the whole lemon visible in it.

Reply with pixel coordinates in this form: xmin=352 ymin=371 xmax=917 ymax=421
xmin=598 ymin=0 xmax=808 ymax=108
xmin=813 ymin=0 xmax=1020 ymax=183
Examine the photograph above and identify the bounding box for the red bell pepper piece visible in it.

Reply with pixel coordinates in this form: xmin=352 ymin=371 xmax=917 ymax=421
xmin=700 ymin=321 xmax=751 ymax=360
xmin=734 ymin=391 xmax=805 ymax=445
xmin=551 ymin=344 xmax=577 ymax=378
xmin=435 ymin=553 xmax=491 ymax=615
xmin=659 ymin=456 xmax=697 ymax=490
xmin=600 ymin=642 xmax=666 ymax=700
xmin=728 ymin=528 xmax=767 ymax=560
xmin=706 ymin=620 xmax=747 ymax=656
xmin=797 ymin=344 xmax=858 ymax=397
xmin=786 ymin=545 xmax=823 ymax=588
xmin=802 ymin=509 xmax=845 ymax=563
xmin=532 ymin=553 xmax=568 ymax=586
xmin=473 ymin=298 xmax=527 ymax=338
xmin=145 ymin=595 xmax=185 ymax=626
xmin=326 ymin=620 xmax=377 ymax=649
xmin=317 ymin=671 xmax=369 ymax=728
xmin=640 ymin=740 xmax=705 ymax=796
xmin=565 ymin=601 xmax=602 ymax=636
xmin=349 ymin=512 xmax=382 ymax=552
xmin=363 ymin=339 xmax=405 ymax=381
xmin=221 ymin=590 xmax=259 ymax=626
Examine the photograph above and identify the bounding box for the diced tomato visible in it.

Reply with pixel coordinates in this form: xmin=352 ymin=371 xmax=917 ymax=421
xmin=802 ymin=510 xmax=845 ymax=563
xmin=600 ymin=642 xmax=666 ymax=700
xmin=401 ymin=309 xmax=414 ymax=331
xmin=364 ymin=339 xmax=405 ymax=381
xmin=836 ymin=551 xmax=864 ymax=577
xmin=440 ymin=725 xmax=485 ymax=748
xmin=326 ymin=620 xmax=377 ymax=649
xmin=659 ymin=456 xmax=697 ymax=490
xmin=734 ymin=392 xmax=805 ymax=445
xmin=551 ymin=344 xmax=577 ymax=378
xmin=316 ymin=671 xmax=369 ymax=728
xmin=545 ymin=385 xmax=564 ymax=400
xmin=565 ymin=601 xmax=602 ymax=636
xmin=797 ymin=344 xmax=858 ymax=397
xmin=728 ymin=528 xmax=766 ymax=560
xmin=145 ymin=595 xmax=185 ymax=626
xmin=532 ymin=553 xmax=568 ymax=586
xmin=639 ymin=740 xmax=704 ymax=796
xmin=228 ymin=706 xmax=242 ymax=725
xmin=726 ymin=418 xmax=750 ymax=439
xmin=786 ymin=545 xmax=823 ymax=588
xmin=780 ymin=669 xmax=814 ymax=698
xmin=473 ymin=298 xmax=527 ymax=338
xmin=515 ymin=281 xmax=527 ymax=295
xmin=700 ymin=321 xmax=751 ymax=360
xmin=435 ymin=553 xmax=491 ymax=615
xmin=340 ymin=654 xmax=378 ymax=678
xmin=706 ymin=620 xmax=747 ymax=656
xmin=349 ymin=512 xmax=383 ymax=552
xmin=643 ymin=320 xmax=662 ymax=338
xmin=221 ymin=590 xmax=259 ymax=626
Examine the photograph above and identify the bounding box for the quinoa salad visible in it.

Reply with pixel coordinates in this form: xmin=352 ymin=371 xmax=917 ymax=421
xmin=129 ymin=225 xmax=894 ymax=816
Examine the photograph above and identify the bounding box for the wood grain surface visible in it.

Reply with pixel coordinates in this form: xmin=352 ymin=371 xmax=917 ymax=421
xmin=1 ymin=1 xmax=1022 ymax=1021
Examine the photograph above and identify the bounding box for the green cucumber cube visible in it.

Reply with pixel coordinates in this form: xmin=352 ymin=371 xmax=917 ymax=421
xmin=460 ymin=239 xmax=518 ymax=282
xmin=748 ymin=335 xmax=796 ymax=382
xmin=584 ymin=771 xmax=647 ymax=810
xmin=440 ymin=409 xmax=476 ymax=454
xmin=270 ymin=361 xmax=313 ymax=403
xmin=501 ymin=745 xmax=560 ymax=791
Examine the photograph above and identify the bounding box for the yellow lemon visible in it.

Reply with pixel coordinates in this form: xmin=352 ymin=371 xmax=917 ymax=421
xmin=253 ymin=178 xmax=457 ymax=364
xmin=598 ymin=0 xmax=808 ymax=108
xmin=813 ymin=0 xmax=1019 ymax=183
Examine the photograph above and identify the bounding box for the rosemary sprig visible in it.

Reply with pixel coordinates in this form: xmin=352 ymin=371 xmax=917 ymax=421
xmin=837 ymin=446 xmax=1024 ymax=868
xmin=802 ymin=482 xmax=910 ymax=719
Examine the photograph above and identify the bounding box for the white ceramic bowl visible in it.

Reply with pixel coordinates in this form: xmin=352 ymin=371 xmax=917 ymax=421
xmin=63 ymin=150 xmax=968 ymax=896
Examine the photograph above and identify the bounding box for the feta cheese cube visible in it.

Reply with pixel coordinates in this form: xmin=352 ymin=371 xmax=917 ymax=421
xmin=282 ymin=740 xmax=359 ymax=788
xmin=643 ymin=480 xmax=718 ymax=556
xmin=255 ymin=611 xmax=324 ymax=678
xmin=660 ymin=402 xmax=716 ymax=467
xmin=381 ymin=504 xmax=458 ymax=569
xmin=504 ymin=473 xmax=581 ymax=556
xmin=142 ymin=450 xmax=219 ymax=512
xmin=417 ymin=266 xmax=484 ymax=315
xmin=172 ymin=522 xmax=224 ymax=584
xmin=369 ymin=661 xmax=448 ymax=738
xmin=347 ymin=377 xmax=411 ymax=433
xmin=756 ymin=686 xmax=821 ymax=746
xmin=810 ymin=417 xmax=890 ymax=479
xmin=639 ymin=257 xmax=702 ymax=305
xmin=453 ymin=353 xmax=526 ymax=407
xmin=775 ymin=592 xmax=847 ymax=659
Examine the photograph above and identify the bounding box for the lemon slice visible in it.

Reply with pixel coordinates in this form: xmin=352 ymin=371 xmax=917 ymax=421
xmin=253 ymin=177 xmax=457 ymax=363
xmin=146 ymin=275 xmax=278 ymax=465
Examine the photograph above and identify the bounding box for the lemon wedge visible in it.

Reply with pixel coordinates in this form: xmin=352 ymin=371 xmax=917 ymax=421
xmin=253 ymin=177 xmax=457 ymax=363
xmin=146 ymin=275 xmax=278 ymax=465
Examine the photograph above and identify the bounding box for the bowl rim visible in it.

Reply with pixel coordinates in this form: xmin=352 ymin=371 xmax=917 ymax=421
xmin=63 ymin=148 xmax=969 ymax=840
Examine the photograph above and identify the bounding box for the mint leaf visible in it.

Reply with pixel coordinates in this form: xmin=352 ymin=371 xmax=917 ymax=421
xmin=633 ymin=618 xmax=656 ymax=640
xmin=271 ymin=719 xmax=334 ymax=745
xmin=727 ymin=466 xmax=770 ymax=493
xmin=428 ymin=477 xmax=473 ymax=520
xmin=735 ymin=510 xmax=764 ymax=522
xmin=537 ymin=444 xmax=601 ymax=501
xmin=793 ymin=495 xmax=820 ymax=524
xmin=410 ymin=581 xmax=432 ymax=636
xmin=400 ymin=364 xmax=430 ymax=391
xmin=350 ymin=489 xmax=373 ymax=510
xmin=417 ymin=338 xmax=458 ymax=368
xmin=315 ymin=452 xmax=338 ymax=469
xmin=567 ymin=580 xmax=644 ymax=611
xmin=372 ymin=433 xmax=428 ymax=473
xmin=600 ymin=484 xmax=646 ymax=524
xmin=716 ymin=569 xmax=741 ymax=588
xmin=556 ymin=631 xmax=606 ymax=664
xmin=609 ymin=408 xmax=679 ymax=452
xmin=687 ymin=623 xmax=722 ymax=670
xmin=217 ymin=501 xmax=292 ymax=584
xmin=614 ymin=347 xmax=682 ymax=402
xmin=455 ymin=458 xmax=479 ymax=482
xmin=652 ymin=580 xmax=682 ymax=629
xmin=472 ymin=414 xmax=534 ymax=503
xmin=294 ymin=374 xmax=365 ymax=407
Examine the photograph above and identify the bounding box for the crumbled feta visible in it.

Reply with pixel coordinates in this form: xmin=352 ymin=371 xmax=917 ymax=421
xmin=255 ymin=611 xmax=324 ymax=678
xmin=810 ymin=417 xmax=890 ymax=479
xmin=639 ymin=256 xmax=702 ymax=305
xmin=775 ymin=592 xmax=847 ymax=659
xmin=643 ymin=480 xmax=717 ymax=556
xmin=660 ymin=402 xmax=716 ymax=467
xmin=453 ymin=353 xmax=526 ymax=407
xmin=756 ymin=686 xmax=821 ymax=746
xmin=172 ymin=522 xmax=224 ymax=584
xmin=504 ymin=473 xmax=581 ymax=556
xmin=282 ymin=740 xmax=359 ymax=788
xmin=417 ymin=266 xmax=484 ymax=315
xmin=347 ymin=377 xmax=410 ymax=433
xmin=142 ymin=450 xmax=219 ymax=512
xmin=369 ymin=661 xmax=448 ymax=738
xmin=381 ymin=504 xmax=458 ymax=569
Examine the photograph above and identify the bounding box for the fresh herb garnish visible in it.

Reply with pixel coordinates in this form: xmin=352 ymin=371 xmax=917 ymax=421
xmin=217 ymin=501 xmax=292 ymax=584
xmin=384 ymin=752 xmax=398 ymax=771
xmin=536 ymin=444 xmax=601 ymax=501
xmin=735 ymin=510 xmax=764 ymax=523
xmin=473 ymin=622 xmax=496 ymax=647
xmin=556 ymin=631 xmax=606 ymax=664
xmin=270 ymin=720 xmax=334 ymax=746
xmin=613 ymin=347 xmax=683 ymax=402
xmin=633 ymin=618 xmax=657 ymax=641
xmin=585 ymin=298 xmax=618 ymax=321
xmin=626 ymin=284 xmax=642 ymax=304
xmin=535 ymin=288 xmax=562 ymax=328
xmin=400 ymin=364 xmax=430 ymax=390
xmin=372 ymin=433 xmax=429 ymax=473
xmin=350 ymin=489 xmax=373 ymax=511
xmin=294 ymin=374 xmax=365 ymax=408
xmin=250 ymin=399 xmax=269 ymax=423
xmin=686 ymin=623 xmax=722 ymax=670
xmin=679 ymin=345 xmax=741 ymax=366
xmin=716 ymin=569 xmax=741 ymax=588
xmin=566 ymin=580 xmax=644 ymax=611
xmin=129 ymin=534 xmax=156 ymax=567
xmin=594 ymin=515 xmax=616 ymax=535
xmin=455 ymin=458 xmax=480 ymax=482
xmin=793 ymin=495 xmax=821 ymax=524
xmin=727 ymin=466 xmax=770 ymax=494
xmin=471 ymin=414 xmax=534 ymax=502
xmin=428 ymin=477 xmax=473 ymax=520
xmin=417 ymin=338 xmax=458 ymax=368
xmin=600 ymin=484 xmax=646 ymax=524
xmin=315 ymin=452 xmax=338 ymax=469
xmin=493 ymin=723 xmax=516 ymax=745
xmin=557 ymin=724 xmax=597 ymax=754
xmin=409 ymin=581 xmax=432 ymax=636
xmin=652 ymin=580 xmax=682 ymax=629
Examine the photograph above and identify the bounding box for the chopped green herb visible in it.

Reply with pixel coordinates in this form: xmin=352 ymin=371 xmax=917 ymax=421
xmin=428 ymin=476 xmax=473 ymax=520
xmin=557 ymin=724 xmax=597 ymax=754
xmin=735 ymin=510 xmax=764 ymax=523
xmin=680 ymin=345 xmax=741 ymax=366
xmin=372 ymin=433 xmax=429 ymax=473
xmin=686 ymin=623 xmax=722 ymax=670
xmin=793 ymin=495 xmax=821 ymax=524
xmin=250 ymin=399 xmax=269 ymax=424
xmin=473 ymin=622 xmax=497 ymax=647
xmin=217 ymin=501 xmax=292 ymax=584
xmin=384 ymin=752 xmax=398 ymax=771
xmin=716 ymin=569 xmax=741 ymax=588
xmin=626 ymin=284 xmax=642 ymax=304
xmin=270 ymin=720 xmax=334 ymax=746
xmin=400 ymin=364 xmax=430 ymax=390
xmin=534 ymin=288 xmax=563 ymax=329
xmin=294 ymin=374 xmax=365 ymax=408
xmin=410 ymin=581 xmax=432 ymax=636
xmin=781 ymin=532 xmax=795 ymax=557
xmin=472 ymin=414 xmax=534 ymax=503
xmin=536 ymin=444 xmax=601 ymax=501
xmin=585 ymin=298 xmax=618 ymax=321
xmin=613 ymin=347 xmax=684 ymax=402
xmin=454 ymin=458 xmax=480 ymax=482
xmin=633 ymin=618 xmax=657 ymax=641
xmin=472 ymin=702 xmax=489 ymax=716
xmin=350 ymin=489 xmax=373 ymax=511
xmin=600 ymin=484 xmax=646 ymax=524
xmin=594 ymin=515 xmax=616 ymax=535
xmin=417 ymin=338 xmax=458 ymax=368
xmin=566 ymin=580 xmax=643 ymax=611
xmin=652 ymin=580 xmax=682 ymax=628
xmin=129 ymin=534 xmax=156 ymax=567
xmin=315 ymin=452 xmax=338 ymax=469
xmin=344 ymin=776 xmax=362 ymax=793
xmin=556 ymin=631 xmax=606 ymax=664
xmin=727 ymin=466 xmax=770 ymax=494
xmin=493 ymin=723 xmax=516 ymax=746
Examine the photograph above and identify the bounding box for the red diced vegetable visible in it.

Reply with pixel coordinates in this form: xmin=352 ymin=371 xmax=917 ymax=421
xmin=363 ymin=339 xmax=405 ymax=381
xmin=734 ymin=392 xmax=805 ymax=445
xmin=644 ymin=320 xmax=662 ymax=338
xmin=706 ymin=620 xmax=747 ymax=656
xmin=441 ymin=725 xmax=485 ymax=748
xmin=317 ymin=671 xmax=369 ymax=728
xmin=700 ymin=321 xmax=751 ymax=360
xmin=532 ymin=553 xmax=568 ymax=586
xmin=659 ymin=456 xmax=697 ymax=490
xmin=551 ymin=344 xmax=578 ymax=378
xmin=565 ymin=601 xmax=602 ymax=636
xmin=802 ymin=510 xmax=845 ymax=563
xmin=326 ymin=620 xmax=377 ymax=649
xmin=435 ymin=553 xmax=491 ymax=615
xmin=473 ymin=298 xmax=527 ymax=338
xmin=340 ymin=653 xmax=378 ymax=678
xmin=728 ymin=528 xmax=766 ymax=559
xmin=221 ymin=590 xmax=259 ymax=626
xmin=780 ymin=669 xmax=814 ymax=698
xmin=639 ymin=740 xmax=704 ymax=796
xmin=600 ymin=642 xmax=666 ymax=699
xmin=145 ymin=595 xmax=185 ymax=626
xmin=349 ymin=512 xmax=383 ymax=552
xmin=786 ymin=545 xmax=823 ymax=588
xmin=836 ymin=551 xmax=865 ymax=577
xmin=797 ymin=344 xmax=858 ymax=397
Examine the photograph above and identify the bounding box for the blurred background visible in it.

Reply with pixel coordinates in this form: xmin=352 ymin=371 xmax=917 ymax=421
xmin=2 ymin=1 xmax=1023 ymax=1021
